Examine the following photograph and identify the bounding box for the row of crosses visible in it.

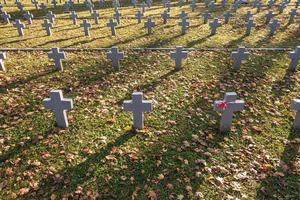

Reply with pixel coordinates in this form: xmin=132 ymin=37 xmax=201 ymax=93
xmin=1 ymin=46 xmax=299 ymax=72
xmin=42 ymin=90 xmax=300 ymax=132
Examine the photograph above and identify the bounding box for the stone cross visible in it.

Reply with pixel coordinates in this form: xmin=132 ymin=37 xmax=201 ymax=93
xmin=107 ymin=18 xmax=117 ymax=36
xmin=42 ymin=19 xmax=53 ymax=36
xmin=70 ymin=11 xmax=78 ymax=25
xmin=51 ymin=0 xmax=57 ymax=7
xmin=178 ymin=17 xmax=189 ymax=34
xmin=80 ymin=19 xmax=91 ymax=36
xmin=131 ymin=0 xmax=137 ymax=7
xmin=269 ymin=19 xmax=280 ymax=36
xmin=209 ymin=18 xmax=221 ymax=35
xmin=255 ymin=2 xmax=262 ymax=12
xmin=288 ymin=9 xmax=298 ymax=25
xmin=144 ymin=17 xmax=155 ymax=34
xmin=170 ymin=46 xmax=188 ymax=70
xmin=179 ymin=11 xmax=188 ymax=20
xmin=91 ymin=10 xmax=100 ymax=24
xmin=16 ymin=2 xmax=24 ymax=11
xmin=178 ymin=0 xmax=184 ymax=7
xmin=296 ymin=0 xmax=300 ymax=8
xmin=244 ymin=11 xmax=253 ymax=22
xmin=107 ymin=46 xmax=124 ymax=70
xmin=190 ymin=1 xmax=197 ymax=12
xmin=288 ymin=46 xmax=300 ymax=71
xmin=223 ymin=11 xmax=232 ymax=24
xmin=231 ymin=46 xmax=250 ymax=70
xmin=0 ymin=52 xmax=7 ymax=71
xmin=214 ymin=92 xmax=245 ymax=132
xmin=245 ymin=18 xmax=255 ymax=36
xmin=23 ymin=11 xmax=33 ymax=24
xmin=40 ymin=3 xmax=48 ymax=14
xmin=2 ymin=12 xmax=11 ymax=24
xmin=47 ymin=11 xmax=56 ymax=24
xmin=161 ymin=10 xmax=170 ymax=24
xmin=265 ymin=10 xmax=274 ymax=24
xmin=278 ymin=2 xmax=287 ymax=13
xmin=141 ymin=2 xmax=146 ymax=13
xmin=48 ymin=47 xmax=66 ymax=71
xmin=32 ymin=0 xmax=39 ymax=9
xmin=64 ymin=1 xmax=71 ymax=12
xmin=113 ymin=10 xmax=121 ymax=24
xmin=202 ymin=10 xmax=211 ymax=24
xmin=221 ymin=0 xmax=227 ymax=7
xmin=291 ymin=99 xmax=300 ymax=129
xmin=268 ymin=0 xmax=274 ymax=8
xmin=123 ymin=92 xmax=152 ymax=129
xmin=43 ymin=90 xmax=73 ymax=128
xmin=135 ymin=10 xmax=144 ymax=23
xmin=208 ymin=2 xmax=215 ymax=11
xmin=14 ymin=19 xmax=26 ymax=36
xmin=204 ymin=0 xmax=211 ymax=7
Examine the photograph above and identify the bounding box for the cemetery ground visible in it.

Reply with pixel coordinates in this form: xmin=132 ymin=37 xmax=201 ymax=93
xmin=1 ymin=1 xmax=300 ymax=200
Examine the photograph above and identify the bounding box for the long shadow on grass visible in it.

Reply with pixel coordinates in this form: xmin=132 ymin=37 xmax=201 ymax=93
xmin=20 ymin=130 xmax=137 ymax=199
xmin=256 ymin=128 xmax=300 ymax=199
xmin=0 ymin=126 xmax=56 ymax=163
xmin=0 ymin=68 xmax=56 ymax=94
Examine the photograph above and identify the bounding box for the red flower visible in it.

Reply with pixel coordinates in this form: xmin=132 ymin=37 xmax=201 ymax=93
xmin=216 ymin=101 xmax=228 ymax=110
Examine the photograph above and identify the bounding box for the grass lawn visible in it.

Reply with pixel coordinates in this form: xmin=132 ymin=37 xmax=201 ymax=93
xmin=0 ymin=0 xmax=300 ymax=199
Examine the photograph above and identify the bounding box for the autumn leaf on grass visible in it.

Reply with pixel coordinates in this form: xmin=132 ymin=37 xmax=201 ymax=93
xmin=147 ymin=190 xmax=157 ymax=200
xmin=107 ymin=116 xmax=116 ymax=124
xmin=18 ymin=188 xmax=30 ymax=196
xmin=124 ymin=125 xmax=133 ymax=132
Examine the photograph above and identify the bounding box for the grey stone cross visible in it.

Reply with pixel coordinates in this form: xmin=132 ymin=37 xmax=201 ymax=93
xmin=14 ymin=19 xmax=26 ymax=36
xmin=265 ymin=10 xmax=274 ymax=24
xmin=288 ymin=46 xmax=300 ymax=71
xmin=0 ymin=52 xmax=7 ymax=71
xmin=40 ymin=3 xmax=48 ymax=14
xmin=42 ymin=19 xmax=53 ymax=36
xmin=144 ymin=17 xmax=155 ymax=34
xmin=291 ymin=99 xmax=300 ymax=129
xmin=91 ymin=10 xmax=100 ymax=24
xmin=2 ymin=12 xmax=11 ymax=24
xmin=70 ymin=11 xmax=78 ymax=25
xmin=268 ymin=0 xmax=274 ymax=8
xmin=32 ymin=0 xmax=39 ymax=9
xmin=209 ymin=18 xmax=221 ymax=35
xmin=48 ymin=47 xmax=66 ymax=71
xmin=23 ymin=11 xmax=33 ymax=24
xmin=244 ymin=11 xmax=253 ymax=22
xmin=214 ymin=92 xmax=245 ymax=132
xmin=43 ymin=90 xmax=73 ymax=128
xmin=113 ymin=10 xmax=121 ymax=24
xmin=178 ymin=17 xmax=189 ymax=34
xmin=179 ymin=11 xmax=188 ymax=20
xmin=107 ymin=18 xmax=117 ymax=36
xmin=190 ymin=1 xmax=197 ymax=12
xmin=288 ymin=9 xmax=298 ymax=25
xmin=278 ymin=2 xmax=287 ymax=14
xmin=202 ymin=10 xmax=211 ymax=24
xmin=231 ymin=46 xmax=250 ymax=70
xmin=269 ymin=19 xmax=280 ymax=36
xmin=223 ymin=11 xmax=233 ymax=24
xmin=80 ymin=19 xmax=91 ymax=36
xmin=47 ymin=11 xmax=56 ymax=24
xmin=135 ymin=10 xmax=144 ymax=23
xmin=245 ymin=18 xmax=255 ymax=36
xmin=170 ymin=46 xmax=188 ymax=70
xmin=107 ymin=46 xmax=124 ymax=70
xmin=161 ymin=10 xmax=170 ymax=24
xmin=123 ymin=92 xmax=152 ymax=129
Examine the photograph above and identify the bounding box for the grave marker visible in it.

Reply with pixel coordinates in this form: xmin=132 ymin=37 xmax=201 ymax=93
xmin=265 ymin=10 xmax=274 ymax=24
xmin=0 ymin=52 xmax=7 ymax=71
xmin=43 ymin=90 xmax=73 ymax=128
xmin=269 ymin=19 xmax=280 ymax=36
xmin=23 ymin=11 xmax=33 ymax=24
xmin=107 ymin=46 xmax=124 ymax=70
xmin=178 ymin=17 xmax=189 ymax=34
xmin=214 ymin=92 xmax=245 ymax=132
xmin=114 ymin=10 xmax=121 ymax=24
xmin=161 ymin=10 xmax=170 ymax=24
xmin=48 ymin=47 xmax=66 ymax=71
xmin=42 ymin=19 xmax=53 ymax=36
xmin=14 ymin=19 xmax=25 ymax=36
xmin=135 ymin=10 xmax=144 ymax=23
xmin=170 ymin=46 xmax=188 ymax=70
xmin=288 ymin=9 xmax=298 ymax=25
xmin=144 ymin=17 xmax=155 ymax=34
xmin=47 ymin=11 xmax=56 ymax=24
xmin=91 ymin=10 xmax=100 ymax=24
xmin=231 ymin=46 xmax=250 ymax=70
xmin=107 ymin=18 xmax=117 ymax=36
xmin=80 ymin=19 xmax=91 ymax=36
xmin=291 ymin=99 xmax=300 ymax=129
xmin=2 ymin=12 xmax=11 ymax=24
xmin=70 ymin=11 xmax=78 ymax=25
xmin=288 ymin=46 xmax=300 ymax=71
xmin=223 ymin=11 xmax=233 ymax=24
xmin=123 ymin=92 xmax=152 ymax=129
xmin=202 ymin=10 xmax=211 ymax=24
xmin=245 ymin=18 xmax=255 ymax=36
xmin=209 ymin=18 xmax=221 ymax=35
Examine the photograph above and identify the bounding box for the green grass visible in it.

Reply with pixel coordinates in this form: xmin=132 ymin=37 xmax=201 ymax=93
xmin=0 ymin=1 xmax=300 ymax=199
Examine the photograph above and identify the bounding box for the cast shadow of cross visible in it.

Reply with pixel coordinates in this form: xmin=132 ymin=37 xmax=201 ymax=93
xmin=0 ymin=126 xmax=56 ymax=163
xmin=20 ymin=130 xmax=137 ymax=200
xmin=271 ymin=70 xmax=297 ymax=99
xmin=0 ymin=68 xmax=57 ymax=94
xmin=256 ymin=128 xmax=300 ymax=199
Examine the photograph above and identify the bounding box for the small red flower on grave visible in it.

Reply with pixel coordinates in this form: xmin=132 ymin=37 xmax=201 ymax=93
xmin=216 ymin=101 xmax=228 ymax=110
